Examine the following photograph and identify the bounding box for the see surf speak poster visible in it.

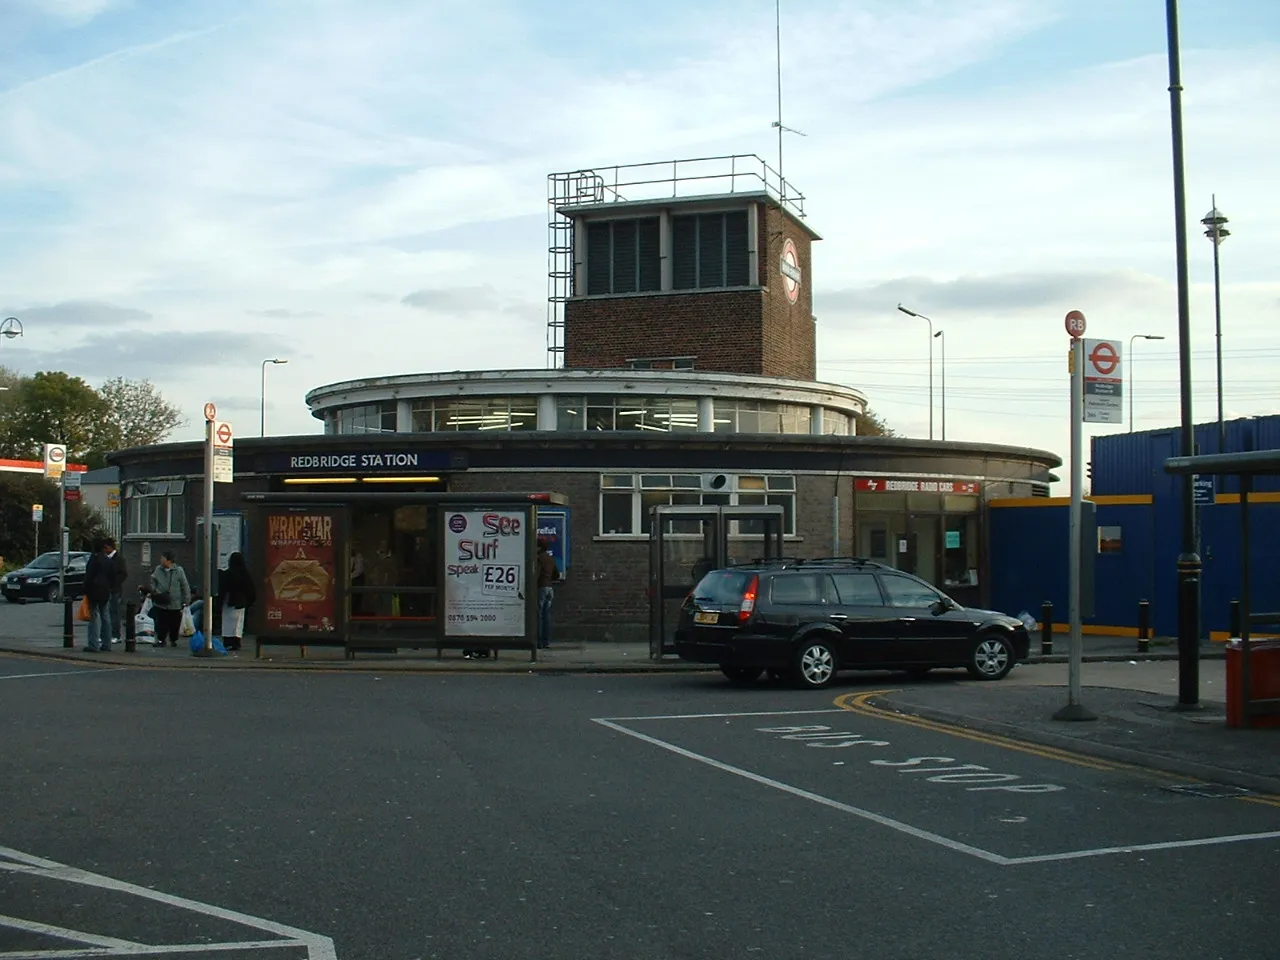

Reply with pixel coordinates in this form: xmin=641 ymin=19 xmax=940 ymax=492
xmin=265 ymin=512 xmax=338 ymax=632
xmin=444 ymin=510 xmax=526 ymax=637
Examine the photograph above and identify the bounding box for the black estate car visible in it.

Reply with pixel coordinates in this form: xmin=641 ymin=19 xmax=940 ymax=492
xmin=674 ymin=558 xmax=1030 ymax=688
xmin=1 ymin=551 xmax=90 ymax=603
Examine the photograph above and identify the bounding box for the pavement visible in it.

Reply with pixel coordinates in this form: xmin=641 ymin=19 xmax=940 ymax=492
xmin=2 ymin=657 xmax=1276 ymax=959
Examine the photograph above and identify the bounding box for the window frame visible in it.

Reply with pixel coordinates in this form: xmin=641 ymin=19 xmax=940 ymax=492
xmin=124 ymin=480 xmax=187 ymax=538
xmin=597 ymin=473 xmax=798 ymax=538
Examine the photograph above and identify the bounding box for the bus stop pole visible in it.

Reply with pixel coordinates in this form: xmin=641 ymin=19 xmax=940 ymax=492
xmin=1056 ymin=335 xmax=1095 ymax=721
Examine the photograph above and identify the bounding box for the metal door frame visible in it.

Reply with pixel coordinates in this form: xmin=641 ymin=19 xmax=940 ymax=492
xmin=648 ymin=504 xmax=785 ymax=660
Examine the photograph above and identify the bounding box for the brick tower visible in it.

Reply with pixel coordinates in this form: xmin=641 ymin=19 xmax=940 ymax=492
xmin=546 ymin=157 xmax=819 ymax=380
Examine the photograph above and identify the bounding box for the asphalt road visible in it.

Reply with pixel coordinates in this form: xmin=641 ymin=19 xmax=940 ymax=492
xmin=1 ymin=654 xmax=1273 ymax=960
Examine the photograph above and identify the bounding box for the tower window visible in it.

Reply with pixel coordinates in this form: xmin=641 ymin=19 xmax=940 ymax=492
xmin=586 ymin=218 xmax=661 ymax=295
xmin=672 ymin=211 xmax=750 ymax=290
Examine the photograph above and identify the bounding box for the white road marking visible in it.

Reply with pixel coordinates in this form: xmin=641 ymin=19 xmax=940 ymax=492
xmin=601 ymin=708 xmax=845 ymax=722
xmin=592 ymin=717 xmax=1009 ymax=865
xmin=1005 ymin=831 xmax=1280 ymax=865
xmin=0 ymin=670 xmax=110 ymax=681
xmin=0 ymin=913 xmax=140 ymax=948
xmin=0 ymin=941 xmax=304 ymax=958
xmin=0 ymin=845 xmax=336 ymax=959
xmin=593 ymin=714 xmax=1280 ymax=867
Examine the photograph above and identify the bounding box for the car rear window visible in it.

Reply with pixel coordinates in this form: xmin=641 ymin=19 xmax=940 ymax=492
xmin=693 ymin=570 xmax=754 ymax=603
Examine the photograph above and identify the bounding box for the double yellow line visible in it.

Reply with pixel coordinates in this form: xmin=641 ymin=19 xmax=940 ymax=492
xmin=834 ymin=690 xmax=1280 ymax=808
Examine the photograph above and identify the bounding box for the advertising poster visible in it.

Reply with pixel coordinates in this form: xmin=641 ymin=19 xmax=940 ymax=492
xmin=536 ymin=508 xmax=569 ymax=580
xmin=264 ymin=512 xmax=337 ymax=633
xmin=444 ymin=510 xmax=527 ymax=637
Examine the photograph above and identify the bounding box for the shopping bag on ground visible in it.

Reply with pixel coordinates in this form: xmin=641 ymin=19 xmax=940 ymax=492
xmin=134 ymin=612 xmax=155 ymax=638
xmin=179 ymin=605 xmax=196 ymax=637
xmin=188 ymin=631 xmax=228 ymax=655
xmin=76 ymin=595 xmax=91 ymax=622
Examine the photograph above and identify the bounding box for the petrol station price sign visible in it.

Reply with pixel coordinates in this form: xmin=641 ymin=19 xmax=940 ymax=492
xmin=443 ymin=511 xmax=527 ymax=638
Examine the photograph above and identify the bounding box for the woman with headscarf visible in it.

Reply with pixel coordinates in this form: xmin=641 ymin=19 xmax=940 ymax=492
xmin=217 ymin=552 xmax=256 ymax=652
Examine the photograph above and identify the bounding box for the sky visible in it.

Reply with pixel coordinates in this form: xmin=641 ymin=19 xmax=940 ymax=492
xmin=1 ymin=0 xmax=1277 ymax=466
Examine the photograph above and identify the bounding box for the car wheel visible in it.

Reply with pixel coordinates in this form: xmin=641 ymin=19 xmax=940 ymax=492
xmin=44 ymin=583 xmax=59 ymax=603
xmin=794 ymin=638 xmax=838 ymax=689
xmin=721 ymin=665 xmax=764 ymax=685
xmin=967 ymin=634 xmax=1015 ymax=681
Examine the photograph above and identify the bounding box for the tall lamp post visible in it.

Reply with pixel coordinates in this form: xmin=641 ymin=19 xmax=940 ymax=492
xmin=897 ymin=304 xmax=934 ymax=439
xmin=1 ymin=317 xmax=23 ymax=342
xmin=1128 ymin=334 xmax=1166 ymax=432
xmin=1201 ymin=199 xmax=1229 ymax=453
xmin=934 ymin=329 xmax=946 ymax=441
xmin=260 ymin=358 xmax=288 ymax=436
xmin=1163 ymin=0 xmax=1200 ymax=708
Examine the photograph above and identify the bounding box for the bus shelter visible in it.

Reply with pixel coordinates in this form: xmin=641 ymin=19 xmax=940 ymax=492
xmin=1165 ymin=449 xmax=1280 ymax=728
xmin=648 ymin=503 xmax=785 ymax=660
xmin=241 ymin=491 xmax=567 ymax=661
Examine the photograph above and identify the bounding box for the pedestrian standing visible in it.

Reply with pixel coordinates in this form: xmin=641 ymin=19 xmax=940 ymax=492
xmin=217 ymin=551 xmax=256 ymax=652
xmin=103 ymin=537 xmax=127 ymax=646
xmin=536 ymin=538 xmax=559 ymax=650
xmin=82 ymin=539 xmax=114 ymax=653
xmin=150 ymin=551 xmax=191 ymax=648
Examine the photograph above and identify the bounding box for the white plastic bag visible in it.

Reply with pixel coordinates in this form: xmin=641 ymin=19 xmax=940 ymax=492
xmin=1017 ymin=610 xmax=1038 ymax=633
xmin=179 ymin=605 xmax=196 ymax=638
xmin=134 ymin=612 xmax=155 ymax=638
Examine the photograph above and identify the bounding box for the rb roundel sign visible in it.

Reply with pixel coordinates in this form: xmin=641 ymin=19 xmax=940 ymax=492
xmin=1064 ymin=310 xmax=1087 ymax=338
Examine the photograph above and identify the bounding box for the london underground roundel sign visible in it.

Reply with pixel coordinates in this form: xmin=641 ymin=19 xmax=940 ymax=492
xmin=780 ymin=238 xmax=801 ymax=304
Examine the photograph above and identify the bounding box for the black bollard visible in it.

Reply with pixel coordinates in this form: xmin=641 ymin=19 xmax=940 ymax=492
xmin=125 ymin=600 xmax=137 ymax=653
xmin=62 ymin=597 xmax=74 ymax=648
xmin=1040 ymin=601 xmax=1053 ymax=656
xmin=1137 ymin=599 xmax=1150 ymax=654
xmin=1229 ymin=598 xmax=1241 ymax=640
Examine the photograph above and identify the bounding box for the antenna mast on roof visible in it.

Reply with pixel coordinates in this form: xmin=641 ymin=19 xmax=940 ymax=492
xmin=771 ymin=0 xmax=806 ymax=199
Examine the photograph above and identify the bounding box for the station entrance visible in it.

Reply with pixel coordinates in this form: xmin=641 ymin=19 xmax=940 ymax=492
xmin=648 ymin=504 xmax=785 ymax=660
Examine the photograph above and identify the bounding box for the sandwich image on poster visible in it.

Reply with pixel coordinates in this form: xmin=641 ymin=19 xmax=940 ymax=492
xmin=264 ymin=512 xmax=338 ymax=632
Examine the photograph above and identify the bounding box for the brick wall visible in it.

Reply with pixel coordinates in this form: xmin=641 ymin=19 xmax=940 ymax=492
xmin=564 ymin=291 xmax=766 ymax=375
xmin=760 ymin=205 xmax=816 ymax=380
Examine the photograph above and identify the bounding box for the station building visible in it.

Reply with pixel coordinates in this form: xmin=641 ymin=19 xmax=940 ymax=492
xmin=109 ymin=157 xmax=1059 ymax=641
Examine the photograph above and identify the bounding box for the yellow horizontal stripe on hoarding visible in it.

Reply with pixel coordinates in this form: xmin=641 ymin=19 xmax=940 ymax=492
xmin=989 ymin=494 xmax=1153 ymax=508
xmin=1214 ymin=492 xmax=1280 ymax=504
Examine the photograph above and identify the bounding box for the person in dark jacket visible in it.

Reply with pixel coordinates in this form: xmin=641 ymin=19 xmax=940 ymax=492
xmin=82 ymin=539 xmax=114 ymax=652
xmin=217 ymin=552 xmax=256 ymax=652
xmin=103 ymin=537 xmax=127 ymax=645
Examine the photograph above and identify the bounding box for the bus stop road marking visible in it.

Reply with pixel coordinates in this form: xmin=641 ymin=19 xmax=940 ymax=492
xmin=0 ymin=845 xmax=336 ymax=959
xmin=835 ymin=690 xmax=1280 ymax=808
xmin=593 ymin=710 xmax=1280 ymax=866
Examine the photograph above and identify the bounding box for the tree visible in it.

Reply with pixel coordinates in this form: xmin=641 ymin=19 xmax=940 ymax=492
xmin=3 ymin=371 xmax=107 ymax=465
xmin=96 ymin=377 xmax=186 ymax=451
xmin=0 ymin=474 xmax=106 ymax=568
xmin=859 ymin=407 xmax=895 ymax=437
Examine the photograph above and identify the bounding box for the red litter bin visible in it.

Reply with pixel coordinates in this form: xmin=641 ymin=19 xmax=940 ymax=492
xmin=1225 ymin=638 xmax=1280 ymax=729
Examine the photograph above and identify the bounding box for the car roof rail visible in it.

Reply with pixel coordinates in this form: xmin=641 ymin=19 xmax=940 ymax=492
xmin=729 ymin=556 xmax=805 ymax=567
xmin=792 ymin=556 xmax=884 ymax=567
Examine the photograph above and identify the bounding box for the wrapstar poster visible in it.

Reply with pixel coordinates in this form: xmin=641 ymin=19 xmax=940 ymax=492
xmin=264 ymin=512 xmax=337 ymax=632
xmin=444 ymin=510 xmax=526 ymax=637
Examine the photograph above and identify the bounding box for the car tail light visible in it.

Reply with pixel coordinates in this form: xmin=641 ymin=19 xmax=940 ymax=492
xmin=738 ymin=575 xmax=759 ymax=622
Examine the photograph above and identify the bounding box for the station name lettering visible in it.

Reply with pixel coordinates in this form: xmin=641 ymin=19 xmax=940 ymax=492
xmin=289 ymin=453 xmax=420 ymax=469
xmin=268 ymin=514 xmax=333 ymax=544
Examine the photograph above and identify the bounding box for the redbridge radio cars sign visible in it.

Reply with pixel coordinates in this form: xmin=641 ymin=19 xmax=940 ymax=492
xmin=444 ymin=511 xmax=527 ymax=638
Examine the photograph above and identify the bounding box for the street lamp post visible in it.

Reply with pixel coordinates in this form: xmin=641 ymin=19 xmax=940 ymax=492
xmin=1201 ymin=198 xmax=1229 ymax=453
xmin=934 ymin=329 xmax=946 ymax=441
xmin=897 ymin=305 xmax=934 ymax=439
xmin=260 ymin=359 xmax=288 ymax=436
xmin=1 ymin=317 xmax=23 ymax=342
xmin=1163 ymin=0 xmax=1201 ymax=708
xmin=1128 ymin=334 xmax=1166 ymax=432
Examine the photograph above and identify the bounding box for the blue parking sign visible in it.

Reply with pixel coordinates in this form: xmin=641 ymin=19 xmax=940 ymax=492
xmin=1192 ymin=475 xmax=1215 ymax=505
